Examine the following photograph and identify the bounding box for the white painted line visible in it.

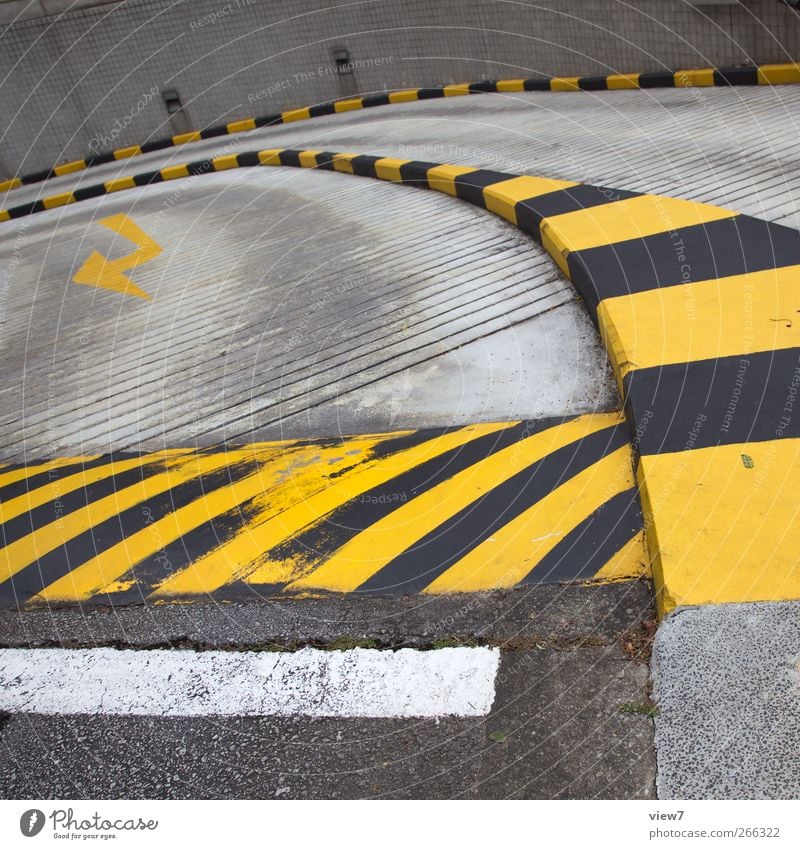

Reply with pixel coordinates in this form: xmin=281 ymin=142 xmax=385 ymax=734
xmin=0 ymin=646 xmax=500 ymax=718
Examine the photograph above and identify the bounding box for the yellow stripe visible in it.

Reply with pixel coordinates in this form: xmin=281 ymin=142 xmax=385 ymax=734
xmin=212 ymin=154 xmax=239 ymax=171
xmin=42 ymin=192 xmax=74 ymax=209
xmin=426 ymin=164 xmax=478 ymax=196
xmin=0 ymin=452 xmax=238 ymax=585
xmin=0 ymin=178 xmax=22 ymax=193
xmin=298 ymin=150 xmax=322 ymax=168
xmin=541 ymin=194 xmax=737 ymax=275
xmin=53 ymin=160 xmax=87 ymax=176
xmin=113 ymin=146 xmax=141 ymax=160
xmin=592 ymin=531 xmax=649 ymax=581
xmin=483 ymin=175 xmax=577 ymax=224
xmin=0 ymin=210 xmax=10 ymax=222
xmin=0 ymin=456 xmax=100 ymax=490
xmin=496 ymin=79 xmax=526 ymax=92
xmin=160 ymin=164 xmax=190 ymax=181
xmin=388 ymin=89 xmax=418 ymax=103
xmin=284 ymin=414 xmax=621 ymax=593
xmin=675 ymin=68 xmax=715 ymax=87
xmin=758 ymin=63 xmax=800 ymax=85
xmin=597 ymin=265 xmax=800 ymax=383
xmin=334 ymin=98 xmax=363 ymax=113
xmin=374 ymin=157 xmax=411 ymax=182
xmin=638 ymin=439 xmax=800 ymax=614
xmin=104 ymin=176 xmax=136 ymax=193
xmin=550 ymin=76 xmax=580 ymax=92
xmin=34 ymin=439 xmax=384 ymax=602
xmin=424 ymin=445 xmax=635 ymax=593
xmin=172 ymin=131 xmax=201 ymax=145
xmin=443 ymin=84 xmax=470 ymax=97
xmin=226 ymin=118 xmax=256 ymax=133
xmin=606 ymin=73 xmax=640 ymax=90
xmin=332 ymin=153 xmax=359 ymax=174
xmin=153 ymin=423 xmax=515 ymax=596
xmin=258 ymin=149 xmax=283 ymax=166
xmin=282 ymin=107 xmax=311 ymax=123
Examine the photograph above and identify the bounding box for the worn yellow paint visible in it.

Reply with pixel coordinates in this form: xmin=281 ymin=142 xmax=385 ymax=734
xmin=72 ymin=213 xmax=161 ymax=300
xmin=42 ymin=192 xmax=74 ymax=209
xmin=172 ymin=131 xmax=202 ymax=145
xmin=443 ymin=84 xmax=470 ymax=96
xmin=53 ymin=160 xmax=87 ymax=176
xmin=606 ymin=73 xmax=640 ymax=90
xmin=334 ymin=98 xmax=363 ymax=113
xmin=104 ymin=176 xmax=137 ymax=192
xmin=426 ymin=164 xmax=478 ymax=196
xmin=758 ymin=63 xmax=800 ymax=85
xmin=282 ymin=107 xmax=311 ymax=122
xmin=424 ymin=445 xmax=634 ymax=593
xmin=0 ymin=452 xmax=237 ymax=587
xmin=35 ymin=440 xmax=386 ymax=603
xmin=160 ymin=164 xmax=190 ymax=181
xmin=374 ymin=157 xmax=412 ymax=182
xmin=550 ymin=76 xmax=580 ymax=91
xmin=154 ymin=422 xmax=515 ymax=596
xmin=113 ymin=146 xmax=141 ymax=160
xmin=284 ymin=414 xmax=621 ymax=593
xmin=541 ymin=194 xmax=737 ymax=271
xmin=332 ymin=153 xmax=359 ymax=174
xmin=592 ymin=531 xmax=649 ymax=581
xmin=299 ymin=150 xmax=322 ymax=168
xmin=212 ymin=154 xmax=240 ymax=171
xmin=483 ymin=175 xmax=577 ymax=224
xmin=496 ymin=79 xmax=526 ymax=92
xmin=675 ymin=67 xmax=716 ymax=87
xmin=388 ymin=89 xmax=419 ymax=103
xmin=0 ymin=177 xmax=22 ymax=193
xmin=638 ymin=439 xmax=800 ymax=614
xmin=226 ymin=118 xmax=256 ymax=133
xmin=597 ymin=265 xmax=800 ymax=383
xmin=258 ymin=149 xmax=283 ymax=166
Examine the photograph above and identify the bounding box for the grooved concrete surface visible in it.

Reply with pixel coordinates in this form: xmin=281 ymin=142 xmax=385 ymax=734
xmin=652 ymin=601 xmax=800 ymax=800
xmin=0 ymin=165 xmax=614 ymax=459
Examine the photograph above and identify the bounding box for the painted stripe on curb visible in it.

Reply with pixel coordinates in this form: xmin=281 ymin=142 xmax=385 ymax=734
xmin=1 ymin=61 xmax=798 ymax=198
xmin=0 ymin=646 xmax=500 ymax=718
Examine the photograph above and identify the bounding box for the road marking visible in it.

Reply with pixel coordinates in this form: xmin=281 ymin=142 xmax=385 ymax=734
xmin=72 ymin=213 xmax=161 ymax=300
xmin=0 ymin=646 xmax=500 ymax=718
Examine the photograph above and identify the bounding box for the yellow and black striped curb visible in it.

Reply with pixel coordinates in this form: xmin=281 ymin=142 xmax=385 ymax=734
xmin=1 ymin=61 xmax=798 ymax=197
xmin=0 ymin=415 xmax=647 ymax=606
xmin=2 ymin=145 xmax=800 ymax=614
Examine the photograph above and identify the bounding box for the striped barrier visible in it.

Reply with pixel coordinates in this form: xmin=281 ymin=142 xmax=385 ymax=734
xmin=0 ymin=415 xmax=647 ymax=605
xmin=1 ymin=144 xmax=799 ymax=614
xmin=1 ymin=61 xmax=798 ymax=197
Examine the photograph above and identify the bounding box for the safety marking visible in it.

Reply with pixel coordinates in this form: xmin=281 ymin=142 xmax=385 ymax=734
xmin=0 ymin=646 xmax=500 ymax=717
xmin=72 ymin=213 xmax=161 ymax=300
xmin=0 ymin=61 xmax=798 ymax=199
xmin=1 ymin=145 xmax=798 ymax=614
xmin=0 ymin=415 xmax=647 ymax=606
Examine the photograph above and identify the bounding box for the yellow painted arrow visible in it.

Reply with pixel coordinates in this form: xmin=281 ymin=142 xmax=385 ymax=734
xmin=72 ymin=213 xmax=162 ymax=300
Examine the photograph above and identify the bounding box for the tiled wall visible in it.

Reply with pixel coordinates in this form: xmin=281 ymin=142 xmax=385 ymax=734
xmin=1 ymin=0 xmax=798 ymax=176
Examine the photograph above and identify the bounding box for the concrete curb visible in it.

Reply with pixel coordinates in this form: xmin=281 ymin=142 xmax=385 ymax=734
xmin=2 ymin=145 xmax=799 ymax=614
xmin=1 ymin=61 xmax=798 ymax=196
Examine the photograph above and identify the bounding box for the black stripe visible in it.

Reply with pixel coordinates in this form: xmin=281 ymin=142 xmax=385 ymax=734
xmin=453 ymin=170 xmax=513 ymax=207
xmin=254 ymin=114 xmax=282 ymax=128
xmin=315 ymin=151 xmax=337 ymax=170
xmin=568 ymin=214 xmax=800 ymax=317
xmin=309 ymin=103 xmax=336 ymax=117
xmin=578 ymin=76 xmax=608 ymax=91
xmin=524 ymin=78 xmax=551 ymax=91
xmin=357 ymin=423 xmax=629 ymax=594
xmin=714 ymin=66 xmax=758 ymax=86
xmin=638 ymin=71 xmax=675 ymax=88
xmin=278 ymin=149 xmax=303 ymax=168
xmin=187 ymin=159 xmax=213 ymax=176
xmin=199 ymin=125 xmax=230 ymax=140
xmin=624 ymin=347 xmax=800 ymax=455
xmin=399 ymin=160 xmax=439 ymax=186
xmin=139 ymin=138 xmax=173 ymax=154
xmin=350 ymin=155 xmax=381 ymax=178
xmin=262 ymin=420 xmax=559 ymax=571
xmin=515 ymin=184 xmax=640 ymax=240
xmin=20 ymin=169 xmax=53 ymax=185
xmin=469 ymin=81 xmax=497 ymax=93
xmin=85 ymin=152 xmax=117 ymax=166
xmin=0 ymin=456 xmax=171 ymax=549
xmin=8 ymin=200 xmax=44 ymax=218
xmin=132 ymin=170 xmax=164 ymax=186
xmin=417 ymin=88 xmax=444 ymax=99
xmin=236 ymin=150 xmax=261 ymax=167
xmin=361 ymin=94 xmax=391 ymax=108
xmin=0 ymin=458 xmax=263 ymax=603
xmin=521 ymin=488 xmax=642 ymax=584
xmin=73 ymin=184 xmax=108 ymax=201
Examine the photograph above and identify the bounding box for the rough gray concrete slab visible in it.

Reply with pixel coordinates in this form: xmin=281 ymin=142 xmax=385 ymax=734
xmin=0 ymin=646 xmax=655 ymax=799
xmin=652 ymin=600 xmax=800 ymax=800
